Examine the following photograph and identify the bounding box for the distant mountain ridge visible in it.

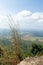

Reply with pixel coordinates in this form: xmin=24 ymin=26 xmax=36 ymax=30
xmin=0 ymin=29 xmax=11 ymax=36
xmin=0 ymin=29 xmax=43 ymax=37
xmin=21 ymin=29 xmax=43 ymax=37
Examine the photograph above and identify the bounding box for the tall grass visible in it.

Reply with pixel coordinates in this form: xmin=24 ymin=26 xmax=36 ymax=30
xmin=7 ymin=15 xmax=23 ymax=64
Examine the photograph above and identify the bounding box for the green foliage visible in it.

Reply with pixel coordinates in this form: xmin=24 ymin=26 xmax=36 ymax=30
xmin=0 ymin=46 xmax=4 ymax=58
xmin=30 ymin=43 xmax=43 ymax=56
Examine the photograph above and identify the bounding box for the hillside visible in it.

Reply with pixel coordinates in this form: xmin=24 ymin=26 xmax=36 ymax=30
xmin=17 ymin=56 xmax=43 ymax=65
xmin=0 ymin=29 xmax=43 ymax=65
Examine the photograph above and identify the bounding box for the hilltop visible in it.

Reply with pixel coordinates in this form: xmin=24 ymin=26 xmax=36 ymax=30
xmin=17 ymin=56 xmax=43 ymax=65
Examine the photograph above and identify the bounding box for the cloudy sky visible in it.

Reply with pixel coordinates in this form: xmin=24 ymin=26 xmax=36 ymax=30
xmin=0 ymin=0 xmax=43 ymax=30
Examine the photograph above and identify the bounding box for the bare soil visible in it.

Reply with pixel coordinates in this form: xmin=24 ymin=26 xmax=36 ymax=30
xmin=17 ymin=56 xmax=43 ymax=65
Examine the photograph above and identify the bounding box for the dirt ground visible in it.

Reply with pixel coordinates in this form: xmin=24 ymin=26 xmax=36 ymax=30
xmin=17 ymin=56 xmax=43 ymax=65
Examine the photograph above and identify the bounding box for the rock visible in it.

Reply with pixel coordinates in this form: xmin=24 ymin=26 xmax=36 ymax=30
xmin=17 ymin=56 xmax=43 ymax=65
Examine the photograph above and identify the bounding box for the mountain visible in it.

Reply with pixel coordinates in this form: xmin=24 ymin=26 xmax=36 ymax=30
xmin=0 ymin=29 xmax=11 ymax=36
xmin=0 ymin=29 xmax=43 ymax=37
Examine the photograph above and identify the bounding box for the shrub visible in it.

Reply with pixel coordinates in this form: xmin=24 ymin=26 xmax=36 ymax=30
xmin=30 ymin=43 xmax=43 ymax=56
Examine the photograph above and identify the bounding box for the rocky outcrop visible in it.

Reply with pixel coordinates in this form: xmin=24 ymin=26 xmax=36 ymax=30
xmin=17 ymin=56 xmax=43 ymax=65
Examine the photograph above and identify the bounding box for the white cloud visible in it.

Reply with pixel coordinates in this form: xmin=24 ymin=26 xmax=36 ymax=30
xmin=0 ymin=15 xmax=10 ymax=29
xmin=0 ymin=10 xmax=43 ymax=30
xmin=15 ymin=10 xmax=43 ymax=30
xmin=17 ymin=10 xmax=32 ymax=17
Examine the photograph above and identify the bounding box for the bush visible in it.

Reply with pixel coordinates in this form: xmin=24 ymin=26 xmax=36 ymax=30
xmin=30 ymin=43 xmax=43 ymax=56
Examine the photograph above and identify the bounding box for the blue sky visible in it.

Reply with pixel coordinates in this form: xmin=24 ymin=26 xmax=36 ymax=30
xmin=0 ymin=0 xmax=43 ymax=15
xmin=0 ymin=0 xmax=43 ymax=30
